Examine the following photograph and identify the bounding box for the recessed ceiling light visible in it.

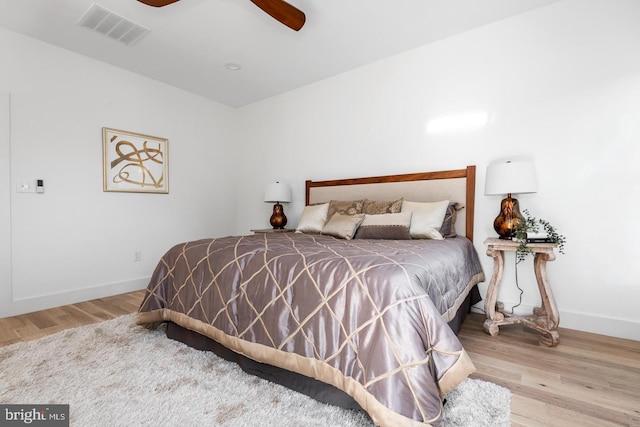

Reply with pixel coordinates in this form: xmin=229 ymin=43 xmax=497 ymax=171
xmin=225 ymin=63 xmax=242 ymax=71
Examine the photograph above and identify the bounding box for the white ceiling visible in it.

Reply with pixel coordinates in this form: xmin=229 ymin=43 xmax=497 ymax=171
xmin=0 ymin=0 xmax=558 ymax=107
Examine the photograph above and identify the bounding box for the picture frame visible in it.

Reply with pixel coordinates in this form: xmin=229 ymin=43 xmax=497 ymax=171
xmin=102 ymin=127 xmax=169 ymax=193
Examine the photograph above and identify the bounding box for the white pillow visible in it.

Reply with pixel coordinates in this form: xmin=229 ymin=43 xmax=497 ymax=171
xmin=401 ymin=200 xmax=450 ymax=240
xmin=296 ymin=203 xmax=330 ymax=234
xmin=321 ymin=213 xmax=365 ymax=240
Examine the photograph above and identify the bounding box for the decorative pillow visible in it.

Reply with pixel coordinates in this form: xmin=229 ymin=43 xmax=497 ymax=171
xmin=321 ymin=213 xmax=365 ymax=240
xmin=354 ymin=212 xmax=412 ymax=240
xmin=327 ymin=200 xmax=364 ymax=218
xmin=296 ymin=203 xmax=330 ymax=234
xmin=362 ymin=198 xmax=404 ymax=215
xmin=440 ymin=202 xmax=463 ymax=238
xmin=401 ymin=200 xmax=450 ymax=240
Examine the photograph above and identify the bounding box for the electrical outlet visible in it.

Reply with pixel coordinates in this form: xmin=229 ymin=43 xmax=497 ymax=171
xmin=133 ymin=251 xmax=142 ymax=262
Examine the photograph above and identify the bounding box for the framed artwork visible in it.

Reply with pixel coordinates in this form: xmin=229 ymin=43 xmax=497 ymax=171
xmin=102 ymin=127 xmax=169 ymax=193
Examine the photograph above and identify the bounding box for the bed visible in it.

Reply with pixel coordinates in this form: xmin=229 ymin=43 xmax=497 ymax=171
xmin=137 ymin=166 xmax=485 ymax=427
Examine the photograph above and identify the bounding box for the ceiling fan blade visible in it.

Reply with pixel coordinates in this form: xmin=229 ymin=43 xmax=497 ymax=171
xmin=251 ymin=0 xmax=306 ymax=31
xmin=137 ymin=0 xmax=180 ymax=7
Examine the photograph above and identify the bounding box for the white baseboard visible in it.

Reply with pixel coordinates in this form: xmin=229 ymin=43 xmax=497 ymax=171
xmin=559 ymin=310 xmax=640 ymax=342
xmin=472 ymin=302 xmax=640 ymax=342
xmin=0 ymin=277 xmax=150 ymax=318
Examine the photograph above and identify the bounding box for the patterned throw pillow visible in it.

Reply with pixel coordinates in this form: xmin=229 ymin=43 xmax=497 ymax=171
xmin=327 ymin=200 xmax=364 ymax=219
xmin=362 ymin=198 xmax=404 ymax=215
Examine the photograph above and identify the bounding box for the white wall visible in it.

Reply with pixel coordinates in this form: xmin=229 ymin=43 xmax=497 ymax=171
xmin=0 ymin=92 xmax=10 ymax=311
xmin=2 ymin=0 xmax=638 ymax=341
xmin=0 ymin=27 xmax=239 ymax=317
xmin=235 ymin=0 xmax=640 ymax=340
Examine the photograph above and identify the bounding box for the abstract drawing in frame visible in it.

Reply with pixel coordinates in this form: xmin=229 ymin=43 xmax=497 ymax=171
xmin=102 ymin=127 xmax=169 ymax=193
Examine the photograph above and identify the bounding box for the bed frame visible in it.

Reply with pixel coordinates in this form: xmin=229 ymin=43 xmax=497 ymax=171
xmin=165 ymin=165 xmax=480 ymax=413
xmin=305 ymin=165 xmax=476 ymax=242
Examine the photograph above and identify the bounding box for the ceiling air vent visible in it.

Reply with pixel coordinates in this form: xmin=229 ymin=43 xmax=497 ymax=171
xmin=78 ymin=3 xmax=150 ymax=46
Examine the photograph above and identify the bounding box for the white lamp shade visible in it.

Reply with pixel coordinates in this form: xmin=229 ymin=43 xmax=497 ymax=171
xmin=264 ymin=182 xmax=292 ymax=203
xmin=485 ymin=160 xmax=537 ymax=196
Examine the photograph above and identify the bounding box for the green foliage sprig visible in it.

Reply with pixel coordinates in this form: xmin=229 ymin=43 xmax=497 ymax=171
xmin=513 ymin=209 xmax=566 ymax=262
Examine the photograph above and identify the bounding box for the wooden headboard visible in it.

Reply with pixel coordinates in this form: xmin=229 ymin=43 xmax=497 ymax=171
xmin=305 ymin=165 xmax=476 ymax=242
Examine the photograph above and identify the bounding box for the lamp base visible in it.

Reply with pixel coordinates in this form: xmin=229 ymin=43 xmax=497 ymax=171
xmin=269 ymin=202 xmax=288 ymax=229
xmin=493 ymin=194 xmax=524 ymax=239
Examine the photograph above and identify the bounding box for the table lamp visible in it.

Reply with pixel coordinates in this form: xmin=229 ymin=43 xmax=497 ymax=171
xmin=485 ymin=160 xmax=537 ymax=239
xmin=264 ymin=182 xmax=292 ymax=229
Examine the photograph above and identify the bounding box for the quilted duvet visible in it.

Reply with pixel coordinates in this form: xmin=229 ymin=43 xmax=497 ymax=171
xmin=137 ymin=233 xmax=484 ymax=426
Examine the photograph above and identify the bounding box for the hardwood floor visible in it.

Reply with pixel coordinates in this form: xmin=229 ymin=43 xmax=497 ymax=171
xmin=458 ymin=313 xmax=640 ymax=427
xmin=0 ymin=291 xmax=144 ymax=346
xmin=1 ymin=292 xmax=638 ymax=426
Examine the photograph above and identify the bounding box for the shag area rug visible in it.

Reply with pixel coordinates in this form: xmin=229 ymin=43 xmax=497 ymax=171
xmin=0 ymin=314 xmax=510 ymax=426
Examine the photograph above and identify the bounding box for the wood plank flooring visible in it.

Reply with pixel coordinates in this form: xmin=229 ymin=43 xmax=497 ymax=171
xmin=0 ymin=291 xmax=143 ymax=346
xmin=1 ymin=291 xmax=639 ymax=426
xmin=458 ymin=313 xmax=640 ymax=427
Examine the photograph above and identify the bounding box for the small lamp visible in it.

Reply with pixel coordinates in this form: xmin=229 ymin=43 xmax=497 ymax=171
xmin=264 ymin=182 xmax=292 ymax=229
xmin=485 ymin=160 xmax=537 ymax=239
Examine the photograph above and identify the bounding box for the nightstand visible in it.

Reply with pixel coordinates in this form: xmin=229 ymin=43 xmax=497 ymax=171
xmin=250 ymin=228 xmax=295 ymax=234
xmin=483 ymin=237 xmax=560 ymax=346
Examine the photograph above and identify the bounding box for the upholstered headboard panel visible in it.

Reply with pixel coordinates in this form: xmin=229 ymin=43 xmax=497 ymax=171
xmin=305 ymin=166 xmax=476 ymax=242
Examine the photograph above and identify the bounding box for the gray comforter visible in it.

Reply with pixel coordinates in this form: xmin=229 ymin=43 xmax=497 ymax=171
xmin=137 ymin=233 xmax=484 ymax=426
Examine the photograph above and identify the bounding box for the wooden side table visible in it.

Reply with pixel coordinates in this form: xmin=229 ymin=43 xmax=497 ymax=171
xmin=483 ymin=237 xmax=560 ymax=346
xmin=250 ymin=228 xmax=295 ymax=234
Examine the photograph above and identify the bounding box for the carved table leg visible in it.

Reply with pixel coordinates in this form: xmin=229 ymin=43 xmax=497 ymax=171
xmin=533 ymin=251 xmax=560 ymax=346
xmin=483 ymin=319 xmax=501 ymax=336
xmin=483 ymin=247 xmax=505 ymax=336
xmin=540 ymin=330 xmax=560 ymax=347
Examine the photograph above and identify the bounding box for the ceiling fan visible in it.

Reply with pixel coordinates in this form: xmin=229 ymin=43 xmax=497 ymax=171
xmin=137 ymin=0 xmax=306 ymax=31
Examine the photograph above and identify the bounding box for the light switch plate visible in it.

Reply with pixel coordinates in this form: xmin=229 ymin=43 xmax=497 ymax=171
xmin=17 ymin=179 xmax=36 ymax=193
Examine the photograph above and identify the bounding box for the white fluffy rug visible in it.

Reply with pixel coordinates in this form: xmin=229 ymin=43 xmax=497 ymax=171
xmin=0 ymin=314 xmax=510 ymax=426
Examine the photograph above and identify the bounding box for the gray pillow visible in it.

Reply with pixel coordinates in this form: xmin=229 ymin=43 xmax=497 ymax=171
xmin=440 ymin=202 xmax=463 ymax=238
xmin=354 ymin=212 xmax=412 ymax=240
